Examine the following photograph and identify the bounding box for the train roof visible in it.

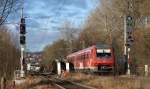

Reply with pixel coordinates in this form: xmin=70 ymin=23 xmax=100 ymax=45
xmin=67 ymin=45 xmax=95 ymax=57
xmin=96 ymin=44 xmax=111 ymax=49
xmin=67 ymin=44 xmax=112 ymax=57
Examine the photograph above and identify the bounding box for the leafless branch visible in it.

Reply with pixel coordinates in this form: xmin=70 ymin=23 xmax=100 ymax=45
xmin=0 ymin=0 xmax=20 ymax=26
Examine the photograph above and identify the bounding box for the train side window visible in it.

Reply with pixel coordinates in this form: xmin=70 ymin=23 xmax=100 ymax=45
xmin=77 ymin=55 xmax=80 ymax=60
xmin=77 ymin=55 xmax=79 ymax=60
xmin=87 ymin=53 xmax=89 ymax=59
xmin=75 ymin=56 xmax=78 ymax=60
xmin=79 ymin=55 xmax=81 ymax=60
xmin=80 ymin=55 xmax=85 ymax=60
xmin=71 ymin=57 xmax=74 ymax=61
xmin=85 ymin=53 xmax=87 ymax=59
xmin=83 ymin=54 xmax=85 ymax=60
xmin=81 ymin=55 xmax=83 ymax=60
xmin=68 ymin=57 xmax=71 ymax=60
xmin=85 ymin=53 xmax=88 ymax=59
xmin=88 ymin=53 xmax=91 ymax=58
xmin=87 ymin=53 xmax=90 ymax=59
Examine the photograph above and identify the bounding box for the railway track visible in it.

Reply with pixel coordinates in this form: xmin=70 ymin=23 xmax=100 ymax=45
xmin=28 ymin=73 xmax=97 ymax=89
xmin=38 ymin=73 xmax=97 ymax=89
xmin=50 ymin=78 xmax=97 ymax=89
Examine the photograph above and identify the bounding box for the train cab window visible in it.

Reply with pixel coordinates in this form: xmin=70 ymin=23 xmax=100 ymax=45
xmin=96 ymin=49 xmax=111 ymax=59
xmin=97 ymin=53 xmax=111 ymax=59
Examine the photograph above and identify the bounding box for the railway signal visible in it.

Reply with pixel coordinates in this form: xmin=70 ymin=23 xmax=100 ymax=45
xmin=20 ymin=35 xmax=26 ymax=44
xmin=126 ymin=16 xmax=134 ymax=47
xmin=126 ymin=32 xmax=134 ymax=47
xmin=126 ymin=16 xmax=133 ymax=27
xmin=20 ymin=18 xmax=26 ymax=34
xmin=20 ymin=18 xmax=26 ymax=45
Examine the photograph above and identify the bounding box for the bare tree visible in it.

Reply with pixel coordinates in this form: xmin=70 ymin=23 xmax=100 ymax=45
xmin=0 ymin=26 xmax=20 ymax=79
xmin=0 ymin=0 xmax=21 ymax=26
xmin=59 ymin=21 xmax=79 ymax=52
xmin=60 ymin=21 xmax=78 ymax=41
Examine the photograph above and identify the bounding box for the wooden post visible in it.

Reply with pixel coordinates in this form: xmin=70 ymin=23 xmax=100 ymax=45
xmin=57 ymin=61 xmax=61 ymax=76
xmin=145 ymin=65 xmax=148 ymax=77
xmin=12 ymin=80 xmax=16 ymax=89
xmin=66 ymin=62 xmax=70 ymax=72
xmin=1 ymin=76 xmax=6 ymax=89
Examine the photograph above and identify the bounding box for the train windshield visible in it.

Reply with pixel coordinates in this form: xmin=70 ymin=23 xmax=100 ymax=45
xmin=96 ymin=49 xmax=111 ymax=60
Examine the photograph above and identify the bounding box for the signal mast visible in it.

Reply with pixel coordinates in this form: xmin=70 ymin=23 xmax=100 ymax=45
xmin=124 ymin=0 xmax=134 ymax=75
xmin=19 ymin=3 xmax=26 ymax=77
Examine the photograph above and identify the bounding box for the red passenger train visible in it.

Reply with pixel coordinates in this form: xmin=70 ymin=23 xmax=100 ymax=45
xmin=67 ymin=44 xmax=115 ymax=73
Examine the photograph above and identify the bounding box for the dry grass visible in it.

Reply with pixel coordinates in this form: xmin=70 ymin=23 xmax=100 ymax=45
xmin=70 ymin=73 xmax=150 ymax=89
xmin=13 ymin=76 xmax=56 ymax=89
xmin=15 ymin=84 xmax=53 ymax=89
xmin=12 ymin=73 xmax=150 ymax=89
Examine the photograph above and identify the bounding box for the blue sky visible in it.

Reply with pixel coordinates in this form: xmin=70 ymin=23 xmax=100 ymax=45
xmin=7 ymin=0 xmax=99 ymax=52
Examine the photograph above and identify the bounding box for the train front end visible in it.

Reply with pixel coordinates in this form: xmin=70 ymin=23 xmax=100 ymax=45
xmin=94 ymin=46 xmax=115 ymax=73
